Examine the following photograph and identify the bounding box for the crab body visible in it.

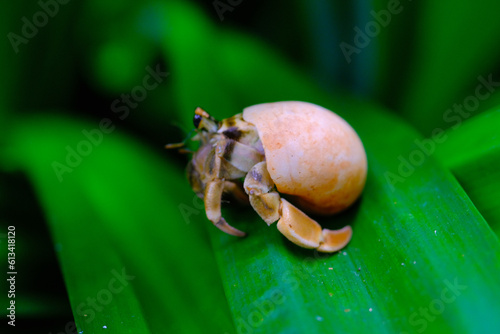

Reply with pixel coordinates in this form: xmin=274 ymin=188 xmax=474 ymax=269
xmin=178 ymin=102 xmax=367 ymax=252
xmin=188 ymin=112 xmax=264 ymax=198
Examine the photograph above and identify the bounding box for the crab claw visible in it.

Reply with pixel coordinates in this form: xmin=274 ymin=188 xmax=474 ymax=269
xmin=317 ymin=226 xmax=352 ymax=253
xmin=204 ymin=179 xmax=246 ymax=237
xmin=277 ymin=199 xmax=352 ymax=253
xmin=215 ymin=217 xmax=246 ymax=237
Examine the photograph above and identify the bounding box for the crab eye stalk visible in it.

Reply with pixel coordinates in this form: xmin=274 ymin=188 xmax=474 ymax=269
xmin=193 ymin=107 xmax=219 ymax=133
xmin=193 ymin=114 xmax=202 ymax=129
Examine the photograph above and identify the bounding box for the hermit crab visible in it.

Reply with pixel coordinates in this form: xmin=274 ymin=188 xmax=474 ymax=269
xmin=168 ymin=101 xmax=367 ymax=252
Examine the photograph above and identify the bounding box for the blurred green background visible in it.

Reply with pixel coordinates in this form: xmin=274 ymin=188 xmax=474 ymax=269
xmin=1 ymin=0 xmax=500 ymax=333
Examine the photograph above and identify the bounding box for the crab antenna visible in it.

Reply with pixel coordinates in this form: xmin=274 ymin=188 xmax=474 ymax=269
xmin=165 ymin=142 xmax=185 ymax=149
xmin=165 ymin=128 xmax=197 ymax=150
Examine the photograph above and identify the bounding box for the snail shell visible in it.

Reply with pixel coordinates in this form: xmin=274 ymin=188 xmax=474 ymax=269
xmin=243 ymin=101 xmax=367 ymax=215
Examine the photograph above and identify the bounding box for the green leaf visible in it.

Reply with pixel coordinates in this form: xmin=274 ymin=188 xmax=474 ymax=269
xmin=5 ymin=1 xmax=500 ymax=333
xmin=401 ymin=0 xmax=500 ymax=133
xmin=155 ymin=2 xmax=500 ymax=333
xmin=372 ymin=0 xmax=420 ymax=106
xmin=435 ymin=106 xmax=500 ymax=236
xmin=5 ymin=114 xmax=234 ymax=334
xmin=207 ymin=99 xmax=500 ymax=334
xmin=77 ymin=0 xmax=159 ymax=93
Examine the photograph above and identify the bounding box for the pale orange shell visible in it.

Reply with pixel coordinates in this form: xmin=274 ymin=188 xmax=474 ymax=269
xmin=243 ymin=101 xmax=367 ymax=215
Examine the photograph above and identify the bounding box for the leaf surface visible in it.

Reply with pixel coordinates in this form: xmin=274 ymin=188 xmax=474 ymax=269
xmin=6 ymin=114 xmax=235 ymax=334
xmin=155 ymin=2 xmax=500 ymax=333
xmin=435 ymin=106 xmax=500 ymax=236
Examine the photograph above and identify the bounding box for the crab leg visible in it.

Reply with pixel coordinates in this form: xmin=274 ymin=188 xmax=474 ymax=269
xmin=244 ymin=162 xmax=281 ymax=225
xmin=204 ymin=179 xmax=246 ymax=237
xmin=245 ymin=162 xmax=352 ymax=253
xmin=277 ymin=199 xmax=352 ymax=253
